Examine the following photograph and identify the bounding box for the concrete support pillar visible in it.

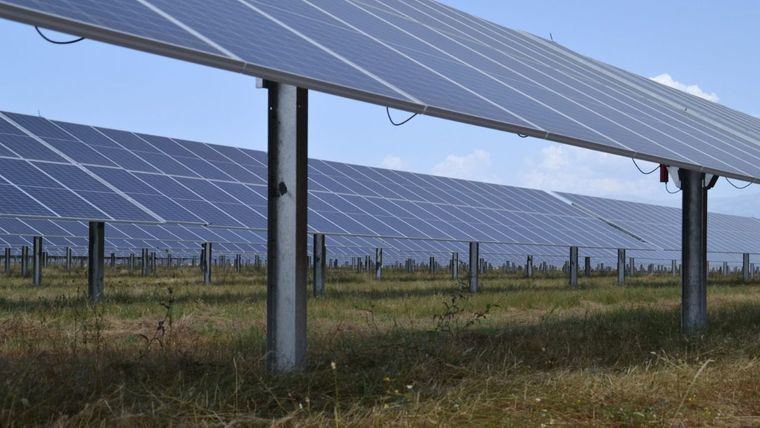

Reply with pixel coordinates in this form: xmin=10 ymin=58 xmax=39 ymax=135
xmin=680 ymin=169 xmax=708 ymax=335
xmin=629 ymin=257 xmax=636 ymax=276
xmin=569 ymin=246 xmax=578 ymax=288
xmin=110 ymin=252 xmax=116 ymax=268
xmin=743 ymin=253 xmax=751 ymax=283
xmin=313 ymin=233 xmax=325 ymax=297
xmin=3 ymin=248 xmax=10 ymax=274
xmin=429 ymin=256 xmax=435 ymax=274
xmin=468 ymin=241 xmax=479 ymax=293
xmin=32 ymin=236 xmax=42 ymax=286
xmin=617 ymin=249 xmax=626 ymax=287
xmin=202 ymin=242 xmax=212 ymax=284
xmin=451 ymin=252 xmax=459 ymax=280
xmin=20 ymin=246 xmax=29 ymax=277
xmin=65 ymin=247 xmax=72 ymax=271
xmin=88 ymin=221 xmax=105 ymax=302
xmin=672 ymin=259 xmax=677 ymax=277
xmin=150 ymin=252 xmax=156 ymax=273
xmin=375 ymin=247 xmax=382 ymax=280
xmin=526 ymin=255 xmax=534 ymax=278
xmin=265 ymin=81 xmax=308 ymax=372
xmin=584 ymin=256 xmax=591 ymax=277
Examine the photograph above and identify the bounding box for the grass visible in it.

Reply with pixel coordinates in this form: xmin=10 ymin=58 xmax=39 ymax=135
xmin=1 ymin=265 xmax=760 ymax=426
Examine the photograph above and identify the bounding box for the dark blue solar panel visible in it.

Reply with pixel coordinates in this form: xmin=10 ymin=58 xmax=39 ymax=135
xmin=41 ymin=138 xmax=117 ymax=166
xmin=0 ymin=134 xmax=66 ymax=162
xmin=53 ymin=121 xmax=121 ymax=148
xmin=3 ymin=113 xmax=72 ymax=139
xmin=23 ymin=187 xmax=104 ymax=219
xmin=93 ymin=146 xmax=161 ymax=172
xmin=0 ymin=218 xmax=38 ymax=235
xmin=0 ymin=0 xmax=221 ymax=55
xmin=33 ymin=163 xmax=111 ymax=192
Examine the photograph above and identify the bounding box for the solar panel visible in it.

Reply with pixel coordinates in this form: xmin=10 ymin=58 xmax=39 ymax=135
xmin=560 ymin=192 xmax=760 ymax=254
xmin=1 ymin=0 xmax=759 ymax=183
xmin=0 ymin=111 xmax=653 ymax=251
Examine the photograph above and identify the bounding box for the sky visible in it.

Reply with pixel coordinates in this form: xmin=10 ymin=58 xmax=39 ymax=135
xmin=0 ymin=0 xmax=759 ymax=216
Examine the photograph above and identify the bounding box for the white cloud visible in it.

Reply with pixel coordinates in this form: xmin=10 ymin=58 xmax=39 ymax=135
xmin=518 ymin=144 xmax=674 ymax=204
xmin=431 ymin=149 xmax=496 ymax=182
xmin=650 ymin=73 xmax=719 ymax=102
xmin=380 ymin=155 xmax=405 ymax=170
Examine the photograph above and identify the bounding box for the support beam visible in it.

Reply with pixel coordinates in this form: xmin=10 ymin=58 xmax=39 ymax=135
xmin=65 ymin=247 xmax=72 ymax=272
xmin=202 ymin=242 xmax=212 ymax=284
xmin=110 ymin=252 xmax=116 ymax=268
xmin=526 ymin=255 xmax=533 ymax=278
xmin=265 ymin=81 xmax=308 ymax=372
xmin=743 ymin=253 xmax=751 ymax=283
xmin=672 ymin=259 xmax=678 ymax=277
xmin=617 ymin=249 xmax=626 ymax=286
xmin=88 ymin=221 xmax=105 ymax=302
xmin=32 ymin=236 xmax=42 ymax=286
xmin=313 ymin=233 xmax=325 ymax=297
xmin=569 ymin=246 xmax=578 ymax=288
xmin=680 ymin=169 xmax=708 ymax=335
xmin=375 ymin=247 xmax=382 ymax=280
xmin=584 ymin=256 xmax=591 ymax=277
xmin=468 ymin=241 xmax=479 ymax=293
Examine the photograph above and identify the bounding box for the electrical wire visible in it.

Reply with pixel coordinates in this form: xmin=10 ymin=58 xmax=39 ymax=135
xmin=665 ymin=181 xmax=681 ymax=194
xmin=386 ymin=107 xmax=418 ymax=126
xmin=724 ymin=176 xmax=752 ymax=190
xmin=632 ymin=158 xmax=659 ymax=175
xmin=517 ymin=133 xmax=528 ymax=138
xmin=35 ymin=26 xmax=84 ymax=45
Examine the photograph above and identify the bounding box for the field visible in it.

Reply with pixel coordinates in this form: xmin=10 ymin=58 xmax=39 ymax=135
xmin=1 ymin=265 xmax=760 ymax=426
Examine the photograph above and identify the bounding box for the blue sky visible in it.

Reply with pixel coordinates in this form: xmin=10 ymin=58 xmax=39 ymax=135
xmin=0 ymin=0 xmax=758 ymax=215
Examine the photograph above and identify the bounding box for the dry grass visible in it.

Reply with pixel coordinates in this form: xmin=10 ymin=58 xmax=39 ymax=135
xmin=1 ymin=266 xmax=760 ymax=426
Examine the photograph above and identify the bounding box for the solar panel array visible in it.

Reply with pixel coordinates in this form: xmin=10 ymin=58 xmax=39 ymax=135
xmin=0 ymin=112 xmax=652 ymax=253
xmin=1 ymin=0 xmax=760 ymax=184
xmin=0 ymin=110 xmax=759 ymax=270
xmin=560 ymin=192 xmax=760 ymax=254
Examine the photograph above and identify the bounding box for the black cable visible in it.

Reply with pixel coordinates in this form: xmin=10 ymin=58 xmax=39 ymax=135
xmin=517 ymin=133 xmax=528 ymax=138
xmin=386 ymin=107 xmax=418 ymax=126
xmin=35 ymin=26 xmax=84 ymax=45
xmin=632 ymin=158 xmax=659 ymax=175
xmin=725 ymin=177 xmax=752 ymax=189
xmin=665 ymin=181 xmax=681 ymax=194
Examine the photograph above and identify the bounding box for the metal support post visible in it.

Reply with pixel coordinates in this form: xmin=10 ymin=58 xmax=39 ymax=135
xmin=20 ymin=246 xmax=29 ymax=277
xmin=375 ymin=247 xmax=382 ymax=280
xmin=569 ymin=246 xmax=578 ymax=288
xmin=3 ymin=248 xmax=10 ymax=274
xmin=88 ymin=222 xmax=105 ymax=302
xmin=617 ymin=249 xmax=626 ymax=286
xmin=313 ymin=234 xmax=325 ymax=297
xmin=743 ymin=253 xmax=751 ymax=283
xmin=469 ymin=241 xmax=479 ymax=293
xmin=202 ymin=242 xmax=212 ymax=284
xmin=526 ymin=255 xmax=533 ymax=278
xmin=584 ymin=256 xmax=591 ymax=277
xmin=32 ymin=236 xmax=42 ymax=286
xmin=680 ymin=169 xmax=709 ymax=335
xmin=265 ymin=81 xmax=308 ymax=372
xmin=451 ymin=252 xmax=458 ymax=280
